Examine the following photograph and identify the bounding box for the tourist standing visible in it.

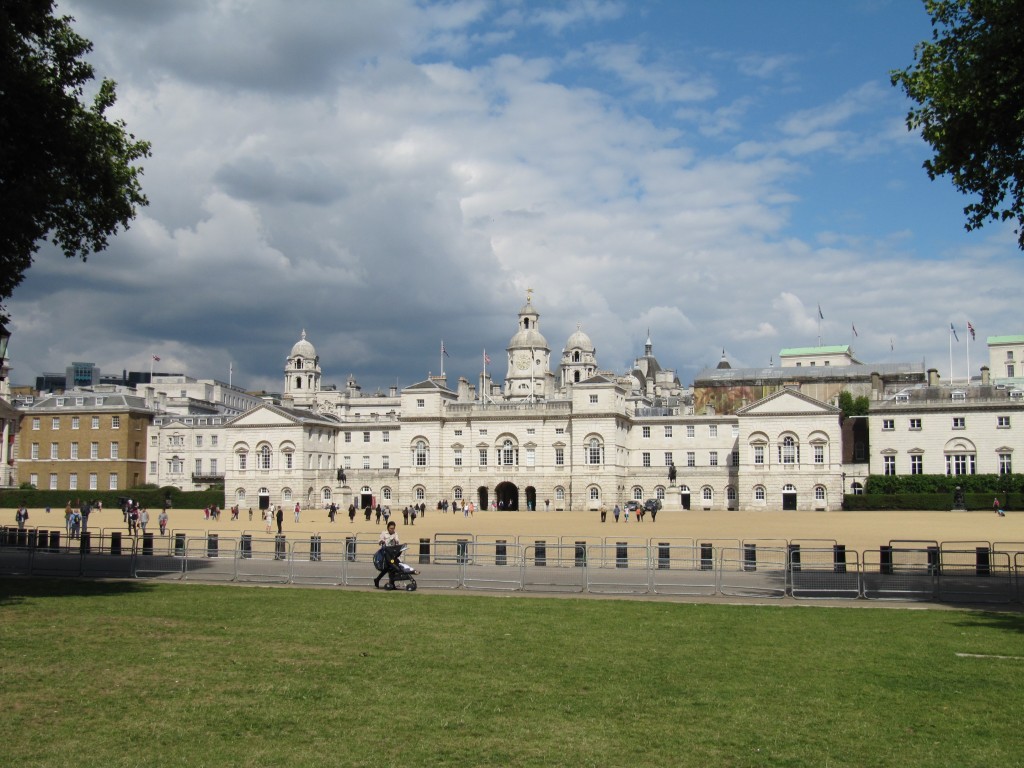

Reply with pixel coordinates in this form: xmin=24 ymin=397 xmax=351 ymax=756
xmin=158 ymin=509 xmax=169 ymax=536
xmin=15 ymin=504 xmax=29 ymax=530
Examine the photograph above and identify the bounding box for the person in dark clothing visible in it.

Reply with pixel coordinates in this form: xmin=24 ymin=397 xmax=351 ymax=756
xmin=276 ymin=506 xmax=284 ymax=534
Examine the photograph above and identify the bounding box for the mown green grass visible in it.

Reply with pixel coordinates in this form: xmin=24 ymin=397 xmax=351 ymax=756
xmin=1 ymin=579 xmax=1022 ymax=767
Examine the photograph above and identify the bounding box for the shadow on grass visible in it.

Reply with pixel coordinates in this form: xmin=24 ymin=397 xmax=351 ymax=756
xmin=0 ymin=576 xmax=156 ymax=607
xmin=952 ymin=609 xmax=1024 ymax=635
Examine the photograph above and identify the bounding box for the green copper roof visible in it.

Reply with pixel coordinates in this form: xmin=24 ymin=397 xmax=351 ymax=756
xmin=987 ymin=335 xmax=1024 ymax=344
xmin=779 ymin=345 xmax=850 ymax=356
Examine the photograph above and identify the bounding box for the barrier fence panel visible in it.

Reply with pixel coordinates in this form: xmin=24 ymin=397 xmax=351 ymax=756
xmin=862 ymin=548 xmax=936 ymax=600
xmin=183 ymin=537 xmax=238 ymax=582
xmin=462 ymin=540 xmax=524 ymax=591
xmin=521 ymin=543 xmax=586 ymax=593
xmin=235 ymin=536 xmax=292 ymax=584
xmin=936 ymin=549 xmax=1014 ymax=604
xmin=0 ymin=529 xmax=34 ymax=575
xmin=423 ymin=534 xmax=470 ymax=588
xmin=648 ymin=544 xmax=717 ymax=596
xmin=134 ymin=530 xmax=185 ymax=579
xmin=789 ymin=547 xmax=861 ymax=599
xmin=290 ymin=537 xmax=347 ymax=586
xmin=586 ymin=543 xmax=651 ymax=594
xmin=1017 ymin=553 xmax=1024 ymax=603
xmin=719 ymin=546 xmax=787 ymax=598
xmin=81 ymin=533 xmax=137 ymax=579
xmin=343 ymin=537 xmax=388 ymax=588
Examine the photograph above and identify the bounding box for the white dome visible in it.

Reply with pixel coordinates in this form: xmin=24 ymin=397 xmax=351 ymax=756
xmin=510 ymin=327 xmax=548 ymax=349
xmin=290 ymin=329 xmax=316 ymax=359
xmin=566 ymin=325 xmax=594 ymax=352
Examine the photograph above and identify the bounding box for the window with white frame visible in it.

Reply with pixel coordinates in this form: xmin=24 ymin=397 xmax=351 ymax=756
xmin=642 ymin=426 xmax=650 ymax=439
xmin=32 ymin=418 xmax=40 ymax=430
xmin=779 ymin=436 xmax=798 ymax=464
xmin=30 ymin=443 xmax=39 ymax=459
xmin=814 ymin=444 xmax=824 ymax=464
xmin=909 ymin=418 xmax=922 ymax=430
xmin=454 ymin=448 xmax=463 ymax=467
xmin=911 ymin=454 xmax=923 ymax=475
xmin=501 ymin=440 xmax=518 ymax=466
xmin=587 ymin=438 xmax=602 ymax=465
xmin=952 ymin=417 xmax=965 ymax=429
xmin=815 ymin=486 xmax=826 ymax=501
xmin=91 ymin=417 xmax=99 ymax=429
xmin=998 ymin=416 xmax=1010 ymax=428
xmin=702 ymin=487 xmax=713 ymax=502
xmin=555 ymin=486 xmax=565 ymax=501
xmin=555 ymin=447 xmax=564 ymax=466
xmin=883 ymin=455 xmax=896 ymax=475
xmin=452 ymin=487 xmax=462 ymax=500
xmin=632 ymin=487 xmax=644 ymax=500
xmin=664 ymin=452 xmax=673 ymax=466
xmin=945 ymin=453 xmax=975 ymax=475
xmin=686 ymin=425 xmax=695 ymax=438
xmin=110 ymin=443 xmax=119 ymax=459
xmin=414 ymin=441 xmax=428 ymax=466
xmin=999 ymin=452 xmax=1012 ymax=475
xmin=415 ymin=486 xmax=425 ymax=500
xmin=642 ymin=452 xmax=651 ymax=467
xmin=589 ymin=486 xmax=600 ymax=500
xmin=727 ymin=486 xmax=736 ymax=502
xmin=344 ymin=432 xmax=352 ymax=443
xmin=89 ymin=473 xmax=97 ymax=490
xmin=237 ymin=451 xmax=247 ymax=470
xmin=71 ymin=416 xmax=80 ymax=430
xmin=259 ymin=445 xmax=272 ymax=469
xmin=69 ymin=473 xmax=78 ymax=490
xmin=210 ymin=459 xmax=218 ymax=475
xmin=49 ymin=473 xmax=58 ymax=490
xmin=50 ymin=442 xmax=59 ymax=459
xmin=753 ymin=445 xmax=765 ymax=465
xmin=52 ymin=417 xmax=60 ymax=430
xmin=589 ymin=395 xmax=598 ymax=404
xmin=70 ymin=442 xmax=79 ymax=459
xmin=90 ymin=442 xmax=99 ymax=459
xmin=478 ymin=448 xmax=487 ymax=467
xmin=709 ymin=451 xmax=718 ymax=466
xmin=29 ymin=473 xmax=38 ymax=488
xmin=686 ymin=451 xmax=695 ymax=467
xmin=882 ymin=419 xmax=894 ymax=431
xmin=525 ymin=447 xmax=535 ymax=467
xmin=383 ymin=431 xmax=390 ymax=443
xmin=195 ymin=459 xmax=203 ymax=475
xmin=363 ymin=431 xmax=370 ymax=443
xmin=709 ymin=425 xmax=717 ymax=438
xmin=111 ymin=416 xmax=120 ymax=429
xmin=382 ymin=455 xmax=390 ymax=469
xmin=362 ymin=456 xmax=370 ymax=469
xmin=383 ymin=487 xmax=392 ymax=500
xmin=664 ymin=426 xmax=672 ymax=438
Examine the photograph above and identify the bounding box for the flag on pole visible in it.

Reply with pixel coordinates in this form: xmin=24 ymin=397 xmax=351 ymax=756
xmin=817 ymin=304 xmax=824 ymax=320
xmin=851 ymin=323 xmax=858 ymax=337
xmin=484 ymin=350 xmax=491 ymax=365
xmin=967 ymin=321 xmax=976 ymax=340
xmin=441 ymin=341 xmax=449 ymax=358
xmin=152 ymin=355 xmax=161 ymax=362
xmin=950 ymin=323 xmax=959 ymax=342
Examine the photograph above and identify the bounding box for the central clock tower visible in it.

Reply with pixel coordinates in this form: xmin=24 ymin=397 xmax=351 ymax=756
xmin=504 ymin=291 xmax=552 ymax=400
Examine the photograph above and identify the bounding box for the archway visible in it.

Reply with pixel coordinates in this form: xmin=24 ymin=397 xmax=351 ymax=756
xmin=782 ymin=483 xmax=797 ymax=511
xmin=679 ymin=485 xmax=691 ymax=510
xmin=495 ymin=481 xmax=520 ymax=510
xmin=477 ymin=486 xmax=489 ymax=512
xmin=258 ymin=487 xmax=270 ymax=511
xmin=524 ymin=486 xmax=537 ymax=511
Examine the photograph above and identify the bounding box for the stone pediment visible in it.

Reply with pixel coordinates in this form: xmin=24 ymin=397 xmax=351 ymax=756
xmin=736 ymin=387 xmax=839 ymax=416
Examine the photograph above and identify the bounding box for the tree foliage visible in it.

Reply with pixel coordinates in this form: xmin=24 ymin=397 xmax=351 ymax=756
xmin=891 ymin=0 xmax=1024 ymax=249
xmin=0 ymin=1 xmax=151 ymax=321
xmin=837 ymin=391 xmax=870 ymax=418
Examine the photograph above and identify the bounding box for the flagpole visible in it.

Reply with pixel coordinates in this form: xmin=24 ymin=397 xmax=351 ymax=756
xmin=440 ymin=340 xmax=445 ymax=378
xmin=949 ymin=325 xmax=954 ymax=384
xmin=966 ymin=325 xmax=971 ymax=384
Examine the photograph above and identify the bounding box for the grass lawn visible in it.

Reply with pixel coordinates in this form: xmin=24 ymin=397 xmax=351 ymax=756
xmin=2 ymin=579 xmax=1022 ymax=767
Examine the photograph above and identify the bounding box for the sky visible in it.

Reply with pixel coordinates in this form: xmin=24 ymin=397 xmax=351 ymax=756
xmin=7 ymin=0 xmax=1021 ymax=394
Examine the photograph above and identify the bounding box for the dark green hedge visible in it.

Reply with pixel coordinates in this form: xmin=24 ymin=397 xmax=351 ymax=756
xmin=0 ymin=487 xmax=225 ymax=510
xmin=843 ymin=492 xmax=1020 ymax=511
xmin=864 ymin=474 xmax=1023 ymax=494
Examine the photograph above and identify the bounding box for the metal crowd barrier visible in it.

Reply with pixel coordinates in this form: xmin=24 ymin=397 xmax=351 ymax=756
xmin=2 ymin=526 xmax=1023 ymax=604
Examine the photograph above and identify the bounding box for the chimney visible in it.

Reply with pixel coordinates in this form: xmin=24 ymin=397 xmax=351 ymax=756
xmin=927 ymin=368 xmax=940 ymax=386
xmin=981 ymin=366 xmax=990 ymax=385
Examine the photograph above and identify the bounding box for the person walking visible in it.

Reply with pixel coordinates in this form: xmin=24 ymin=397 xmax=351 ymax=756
xmin=276 ymin=505 xmax=284 ymax=535
xmin=994 ymin=497 xmax=1005 ymax=516
xmin=15 ymin=504 xmax=29 ymax=530
xmin=294 ymin=502 xmax=301 ymax=523
xmin=139 ymin=508 xmax=150 ymax=534
xmin=158 ymin=509 xmax=169 ymax=536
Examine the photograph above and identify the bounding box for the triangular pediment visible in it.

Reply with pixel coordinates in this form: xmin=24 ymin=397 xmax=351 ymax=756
xmin=736 ymin=387 xmax=839 ymax=416
xmin=228 ymin=402 xmax=331 ymax=428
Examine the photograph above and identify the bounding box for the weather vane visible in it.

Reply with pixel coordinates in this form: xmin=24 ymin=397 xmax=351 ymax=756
xmin=526 ymin=287 xmax=533 ymax=303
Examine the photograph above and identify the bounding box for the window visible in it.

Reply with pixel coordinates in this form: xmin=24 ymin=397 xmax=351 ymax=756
xmin=238 ymin=452 xmax=247 ymax=471
xmin=49 ymin=473 xmax=58 ymax=490
xmin=686 ymin=425 xmax=695 ymax=438
xmin=30 ymin=443 xmax=39 ymax=459
xmin=90 ymin=442 xmax=99 ymax=459
xmin=815 ymin=486 xmax=826 ymax=501
xmin=501 ymin=440 xmax=517 ymax=466
xmin=110 ymin=443 xmax=119 ymax=459
xmin=383 ymin=431 xmax=390 ymax=443
xmin=343 ymin=456 xmax=351 ymax=469
xmin=50 ymin=442 xmax=59 ymax=459
xmin=70 ymin=442 xmax=79 ymax=459
xmin=909 ymin=418 xmax=922 ymax=430
xmin=754 ymin=486 xmax=766 ymax=501
xmin=753 ymin=445 xmax=764 ymax=465
xmin=89 ymin=473 xmax=98 ymax=490
xmin=382 ymin=455 xmax=390 ymax=470
xmin=210 ymin=459 xmax=218 ymax=475
xmin=211 ymin=435 xmax=218 ymax=447
xmin=1008 ymin=364 xmax=1015 ymax=378
xmin=998 ymin=416 xmax=1011 ymax=428
xmin=702 ymin=487 xmax=713 ymax=502
xmin=195 ymin=435 xmax=203 ymax=448
xmin=51 ymin=417 xmax=60 ymax=430
xmin=415 ymin=441 xmax=428 ymax=467
xmin=999 ymin=453 xmax=1012 ymax=475
xmin=479 ymin=448 xmax=487 ymax=467
xmin=632 ymin=486 xmax=644 ymax=501
xmin=555 ymin=447 xmax=564 ymax=466
xmin=555 ymin=427 xmax=565 ymax=435
xmin=555 ymin=486 xmax=565 ymax=502
xmin=29 ymin=473 xmax=38 ymax=488
xmin=642 ymin=452 xmax=651 ymax=467
xmin=284 ymin=452 xmax=293 ymax=470
xmin=664 ymin=426 xmax=672 ymax=438
xmin=415 ymin=487 xmax=425 ymax=500
xmin=32 ymin=418 xmax=40 ymax=431
xmin=362 ymin=456 xmax=370 ymax=469
xmin=344 ymin=432 xmax=352 ymax=443
xmin=587 ymin=439 xmax=602 ymax=465
xmin=709 ymin=425 xmax=717 ymax=438
xmin=195 ymin=459 xmax=203 ymax=475
xmin=363 ymin=431 xmax=371 ymax=443
xmin=525 ymin=448 xmax=535 ymax=467
xmin=417 ymin=399 xmax=425 ymax=408
xmin=814 ymin=445 xmax=824 ymax=465
xmin=479 ymin=429 xmax=487 ymax=436
xmin=383 ymin=487 xmax=393 ymax=500
xmin=883 ymin=455 xmax=896 ymax=475
xmin=111 ymin=416 xmax=120 ymax=429
xmin=911 ymin=455 xmax=923 ymax=475
xmin=882 ymin=419 xmax=894 ymax=431
xmin=454 ymin=429 xmax=463 ymax=437
xmin=953 ymin=417 xmax=965 ymax=429
xmin=259 ymin=445 xmax=272 ymax=469
xmin=779 ymin=436 xmax=798 ymax=464
xmin=590 ymin=487 xmax=600 ymax=501
xmin=664 ymin=452 xmax=673 ymax=466
xmin=91 ymin=417 xmax=99 ymax=429
xmin=709 ymin=451 xmax=718 ymax=466
xmin=642 ymin=426 xmax=651 ymax=439
xmin=945 ymin=454 xmax=976 ymax=475
xmin=150 ymin=435 xmax=157 ymax=447
xmin=686 ymin=451 xmax=695 ymax=467
xmin=731 ymin=450 xmax=740 ymax=466
xmin=454 ymin=449 xmax=463 ymax=467
xmin=71 ymin=416 xmax=80 ymax=430
xmin=589 ymin=394 xmax=598 ymax=404
xmin=69 ymin=473 xmax=78 ymax=490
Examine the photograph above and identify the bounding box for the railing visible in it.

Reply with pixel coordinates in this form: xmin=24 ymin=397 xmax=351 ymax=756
xmin=1 ymin=526 xmax=1021 ymax=603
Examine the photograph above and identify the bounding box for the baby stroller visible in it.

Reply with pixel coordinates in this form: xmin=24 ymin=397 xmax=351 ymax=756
xmin=373 ymin=544 xmax=418 ymax=591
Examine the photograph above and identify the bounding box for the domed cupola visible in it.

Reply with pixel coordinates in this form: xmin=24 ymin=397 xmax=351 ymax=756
xmin=285 ymin=329 xmax=321 ymax=404
xmin=505 ymin=291 xmax=552 ymax=400
xmin=561 ymin=323 xmax=598 ymax=386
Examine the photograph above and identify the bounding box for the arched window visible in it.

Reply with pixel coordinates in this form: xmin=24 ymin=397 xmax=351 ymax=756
xmin=235 ymin=488 xmax=246 ymax=503
xmin=573 ymin=351 xmax=580 ymax=362
xmin=632 ymin=486 xmax=644 ymax=500
xmin=779 ymin=435 xmax=798 ymax=464
xmin=589 ymin=486 xmax=600 ymax=500
xmin=382 ymin=487 xmax=392 ymax=500
xmin=754 ymin=485 xmax=766 ymax=501
xmin=295 ymin=377 xmax=302 ymax=389
xmin=259 ymin=445 xmax=272 ymax=469
xmin=321 ymin=488 xmax=332 ymax=503
xmin=587 ymin=438 xmax=603 ymax=465
xmin=453 ymin=487 xmax=463 ymax=500
xmin=814 ymin=486 xmax=826 ymax=501
xmin=702 ymin=486 xmax=713 ymax=502
xmin=415 ymin=486 xmax=425 ymax=500
xmin=282 ymin=488 xmax=292 ymax=502
xmin=501 ymin=439 xmax=518 ymax=466
xmin=413 ymin=440 xmax=428 ymax=467
xmin=555 ymin=486 xmax=565 ymax=501
xmin=727 ymin=486 xmax=736 ymax=501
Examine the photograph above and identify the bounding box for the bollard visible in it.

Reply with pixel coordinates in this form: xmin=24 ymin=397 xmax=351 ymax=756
xmin=833 ymin=544 xmax=847 ymax=574
xmin=700 ymin=542 xmax=713 ymax=571
xmin=49 ymin=530 xmax=61 ymax=553
xmin=880 ymin=545 xmax=893 ymax=575
xmin=110 ymin=530 xmax=122 ymax=556
xmin=275 ymin=534 xmax=286 ymax=561
xmin=310 ymin=534 xmax=321 ymax=562
xmin=456 ymin=538 xmax=469 ymax=565
xmin=743 ymin=543 xmax=757 ymax=572
xmin=174 ymin=532 xmax=186 ymax=557
xmin=419 ymin=538 xmax=430 ymax=565
xmin=345 ymin=536 xmax=356 ymax=562
xmin=16 ymin=528 xmax=27 ymax=548
xmin=142 ymin=532 xmax=154 ymax=557
xmin=495 ymin=539 xmax=507 ymax=567
xmin=788 ymin=543 xmax=801 ymax=572
xmin=240 ymin=534 xmax=252 ymax=559
xmin=207 ymin=533 xmax=219 ymax=558
xmin=616 ymin=541 xmax=628 ymax=568
xmin=574 ymin=541 xmax=587 ymax=568
xmin=976 ymin=546 xmax=990 ymax=577
xmin=535 ymin=540 xmax=547 ymax=567
xmin=80 ymin=530 xmax=91 ymax=554
xmin=658 ymin=542 xmax=671 ymax=570
xmin=34 ymin=529 xmax=47 ymax=550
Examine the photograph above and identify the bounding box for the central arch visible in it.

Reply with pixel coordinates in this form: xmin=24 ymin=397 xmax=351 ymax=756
xmin=495 ymin=481 xmax=520 ymax=511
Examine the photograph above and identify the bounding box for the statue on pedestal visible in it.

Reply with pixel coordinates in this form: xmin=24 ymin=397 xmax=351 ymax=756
xmin=952 ymin=486 xmax=966 ymax=510
xmin=668 ymin=461 xmax=677 ymax=484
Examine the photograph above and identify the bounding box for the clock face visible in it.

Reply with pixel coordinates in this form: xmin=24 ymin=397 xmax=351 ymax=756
xmin=514 ymin=351 xmax=531 ymax=370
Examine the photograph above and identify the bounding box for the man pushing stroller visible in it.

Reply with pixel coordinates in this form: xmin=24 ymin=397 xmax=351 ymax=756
xmin=374 ymin=521 xmax=419 ymax=590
